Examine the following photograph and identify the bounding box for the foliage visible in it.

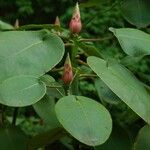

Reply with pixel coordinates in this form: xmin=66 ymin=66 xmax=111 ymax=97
xmin=0 ymin=0 xmax=150 ymax=149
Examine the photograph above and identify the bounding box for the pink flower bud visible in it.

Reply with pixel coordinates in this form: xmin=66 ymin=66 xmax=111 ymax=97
xmin=69 ymin=2 xmax=82 ymax=34
xmin=62 ymin=54 xmax=73 ymax=85
xmin=54 ymin=16 xmax=60 ymax=27
xmin=14 ymin=19 xmax=19 ymax=29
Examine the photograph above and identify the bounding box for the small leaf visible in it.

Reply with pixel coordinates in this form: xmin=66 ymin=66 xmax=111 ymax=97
xmin=134 ymin=125 xmax=150 ymax=150
xmin=121 ymin=0 xmax=150 ymax=28
xmin=55 ymin=95 xmax=112 ymax=146
xmin=110 ymin=28 xmax=150 ymax=57
xmin=0 ymin=127 xmax=28 ymax=150
xmin=87 ymin=56 xmax=150 ymax=124
xmin=0 ymin=75 xmax=46 ymax=107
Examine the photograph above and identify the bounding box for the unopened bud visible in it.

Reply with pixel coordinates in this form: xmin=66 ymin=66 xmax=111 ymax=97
xmin=14 ymin=19 xmax=19 ymax=29
xmin=62 ymin=54 xmax=73 ymax=85
xmin=69 ymin=2 xmax=82 ymax=34
xmin=54 ymin=16 xmax=60 ymax=27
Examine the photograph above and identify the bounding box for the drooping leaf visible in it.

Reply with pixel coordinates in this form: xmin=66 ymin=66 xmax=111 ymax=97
xmin=0 ymin=75 xmax=46 ymax=107
xmin=0 ymin=127 xmax=28 ymax=150
xmin=87 ymin=56 xmax=150 ymax=124
xmin=121 ymin=0 xmax=150 ymax=28
xmin=55 ymin=95 xmax=112 ymax=146
xmin=0 ymin=30 xmax=64 ymax=82
xmin=134 ymin=125 xmax=150 ymax=150
xmin=109 ymin=28 xmax=150 ymax=57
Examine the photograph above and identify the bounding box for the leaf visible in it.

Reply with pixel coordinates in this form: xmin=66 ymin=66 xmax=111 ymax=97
xmin=0 ymin=75 xmax=46 ymax=107
xmin=109 ymin=28 xmax=150 ymax=57
xmin=95 ymin=125 xmax=132 ymax=150
xmin=33 ymin=95 xmax=60 ymax=129
xmin=40 ymin=74 xmax=65 ymax=97
xmin=87 ymin=56 xmax=150 ymax=124
xmin=134 ymin=125 xmax=150 ymax=150
xmin=34 ymin=74 xmax=64 ymax=128
xmin=78 ymin=42 xmax=101 ymax=57
xmin=80 ymin=0 xmax=101 ymax=8
xmin=55 ymin=95 xmax=112 ymax=146
xmin=0 ymin=20 xmax=14 ymax=30
xmin=95 ymin=79 xmax=120 ymax=105
xmin=28 ymin=128 xmax=65 ymax=150
xmin=0 ymin=30 xmax=64 ymax=82
xmin=121 ymin=0 xmax=150 ymax=28
xmin=0 ymin=127 xmax=28 ymax=150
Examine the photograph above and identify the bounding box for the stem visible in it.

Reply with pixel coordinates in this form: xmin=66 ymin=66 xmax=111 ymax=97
xmin=51 ymin=67 xmax=63 ymax=72
xmin=12 ymin=107 xmax=19 ymax=126
xmin=80 ymin=36 xmax=112 ymax=42
xmin=77 ymin=59 xmax=88 ymax=66
xmin=79 ymin=74 xmax=97 ymax=78
xmin=64 ymin=43 xmax=74 ymax=47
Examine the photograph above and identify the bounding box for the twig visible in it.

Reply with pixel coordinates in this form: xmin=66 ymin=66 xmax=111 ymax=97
xmin=80 ymin=36 xmax=112 ymax=42
xmin=12 ymin=107 xmax=19 ymax=126
xmin=77 ymin=59 xmax=88 ymax=66
xmin=79 ymin=74 xmax=97 ymax=78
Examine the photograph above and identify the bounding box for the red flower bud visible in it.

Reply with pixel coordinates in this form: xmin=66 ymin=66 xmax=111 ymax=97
xmin=62 ymin=54 xmax=73 ymax=85
xmin=69 ymin=2 xmax=82 ymax=34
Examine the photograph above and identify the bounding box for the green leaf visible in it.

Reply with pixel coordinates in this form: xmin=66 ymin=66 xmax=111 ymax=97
xmin=55 ymin=95 xmax=112 ymax=146
xmin=0 ymin=75 xmax=46 ymax=107
xmin=80 ymin=0 xmax=101 ymax=8
xmin=28 ymin=128 xmax=65 ymax=150
xmin=87 ymin=56 xmax=150 ymax=124
xmin=40 ymin=74 xmax=65 ymax=97
xmin=78 ymin=42 xmax=101 ymax=57
xmin=0 ymin=127 xmax=28 ymax=150
xmin=0 ymin=20 xmax=14 ymax=30
xmin=121 ymin=0 xmax=150 ymax=28
xmin=0 ymin=30 xmax=64 ymax=82
xmin=95 ymin=125 xmax=132 ymax=150
xmin=95 ymin=79 xmax=120 ymax=105
xmin=34 ymin=74 xmax=64 ymax=128
xmin=110 ymin=28 xmax=150 ymax=57
xmin=33 ymin=95 xmax=60 ymax=129
xmin=134 ymin=125 xmax=150 ymax=150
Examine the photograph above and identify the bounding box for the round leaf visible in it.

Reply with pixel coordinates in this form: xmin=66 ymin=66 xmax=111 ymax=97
xmin=0 ymin=127 xmax=28 ymax=150
xmin=0 ymin=30 xmax=64 ymax=82
xmin=0 ymin=75 xmax=46 ymax=107
xmin=55 ymin=95 xmax=112 ymax=146
xmin=134 ymin=125 xmax=150 ymax=150
xmin=87 ymin=56 xmax=150 ymax=124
